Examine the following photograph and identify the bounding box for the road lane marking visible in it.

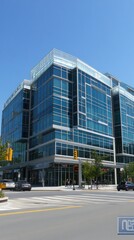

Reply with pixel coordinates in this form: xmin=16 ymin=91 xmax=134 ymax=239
xmin=0 ymin=205 xmax=82 ymax=217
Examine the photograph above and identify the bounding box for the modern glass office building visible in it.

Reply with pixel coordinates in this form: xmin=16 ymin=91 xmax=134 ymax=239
xmin=1 ymin=49 xmax=134 ymax=185
xmin=111 ymin=79 xmax=134 ymax=163
xmin=1 ymin=80 xmax=31 ymax=180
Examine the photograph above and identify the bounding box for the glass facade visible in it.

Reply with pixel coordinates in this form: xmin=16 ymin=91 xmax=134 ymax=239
xmin=112 ymin=86 xmax=134 ymax=164
xmin=78 ymin=69 xmax=113 ymax=135
xmin=1 ymin=83 xmax=31 ymax=164
xmin=28 ymin=64 xmax=114 ymax=167
xmin=1 ymin=49 xmax=134 ymax=185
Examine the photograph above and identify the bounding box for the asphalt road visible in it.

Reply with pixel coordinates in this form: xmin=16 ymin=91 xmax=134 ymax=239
xmin=0 ymin=190 xmax=134 ymax=240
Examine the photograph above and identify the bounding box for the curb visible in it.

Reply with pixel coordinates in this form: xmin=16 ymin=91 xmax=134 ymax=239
xmin=0 ymin=197 xmax=8 ymax=203
xmin=31 ymin=186 xmax=117 ymax=191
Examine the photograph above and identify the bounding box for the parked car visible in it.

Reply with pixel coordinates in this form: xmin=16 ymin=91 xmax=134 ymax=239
xmin=15 ymin=180 xmax=31 ymax=191
xmin=0 ymin=179 xmax=15 ymax=190
xmin=117 ymin=181 xmax=134 ymax=191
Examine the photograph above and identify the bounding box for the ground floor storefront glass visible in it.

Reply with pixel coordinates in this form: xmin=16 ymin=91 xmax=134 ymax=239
xmin=26 ymin=164 xmax=115 ymax=186
xmin=27 ymin=164 xmax=78 ymax=186
xmin=2 ymin=164 xmax=116 ymax=186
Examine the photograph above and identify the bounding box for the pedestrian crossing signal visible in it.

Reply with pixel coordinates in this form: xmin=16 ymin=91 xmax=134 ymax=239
xmin=74 ymin=149 xmax=78 ymax=160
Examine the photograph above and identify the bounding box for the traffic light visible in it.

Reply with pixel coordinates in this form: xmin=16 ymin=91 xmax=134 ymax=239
xmin=5 ymin=148 xmax=9 ymax=160
xmin=5 ymin=148 xmax=13 ymax=161
xmin=8 ymin=148 xmax=13 ymax=161
xmin=74 ymin=149 xmax=78 ymax=160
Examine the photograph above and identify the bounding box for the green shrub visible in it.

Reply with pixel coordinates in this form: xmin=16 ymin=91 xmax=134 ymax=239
xmin=0 ymin=190 xmax=5 ymax=198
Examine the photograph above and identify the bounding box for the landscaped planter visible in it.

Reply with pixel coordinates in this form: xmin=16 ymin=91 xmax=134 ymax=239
xmin=0 ymin=196 xmax=8 ymax=203
xmin=0 ymin=189 xmax=8 ymax=203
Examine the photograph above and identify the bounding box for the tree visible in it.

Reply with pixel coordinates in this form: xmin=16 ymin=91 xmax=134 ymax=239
xmin=82 ymin=151 xmax=103 ymax=189
xmin=0 ymin=138 xmax=9 ymax=166
xmin=91 ymin=151 xmax=103 ymax=189
xmin=126 ymin=162 xmax=134 ymax=181
xmin=0 ymin=138 xmax=8 ymax=161
xmin=120 ymin=166 xmax=128 ymax=181
xmin=82 ymin=161 xmax=95 ymax=189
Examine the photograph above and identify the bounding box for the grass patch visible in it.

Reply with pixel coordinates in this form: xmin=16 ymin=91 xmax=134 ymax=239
xmin=0 ymin=190 xmax=5 ymax=198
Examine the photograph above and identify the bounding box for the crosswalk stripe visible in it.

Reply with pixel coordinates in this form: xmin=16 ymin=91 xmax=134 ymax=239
xmin=67 ymin=195 xmax=128 ymax=202
xmin=14 ymin=195 xmax=133 ymax=204
xmin=0 ymin=207 xmax=20 ymax=211
xmin=32 ymin=197 xmax=63 ymax=202
xmin=1 ymin=193 xmax=134 ymax=211
xmin=0 ymin=202 xmax=20 ymax=211
xmin=71 ymin=193 xmax=134 ymax=199
xmin=42 ymin=196 xmax=82 ymax=202
xmin=52 ymin=195 xmax=126 ymax=203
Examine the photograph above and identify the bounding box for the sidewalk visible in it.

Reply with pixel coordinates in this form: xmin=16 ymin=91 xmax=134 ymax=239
xmin=31 ymin=184 xmax=117 ymax=191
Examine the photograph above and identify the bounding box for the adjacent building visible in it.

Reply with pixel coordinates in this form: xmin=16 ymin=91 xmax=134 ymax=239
xmin=1 ymin=49 xmax=134 ymax=185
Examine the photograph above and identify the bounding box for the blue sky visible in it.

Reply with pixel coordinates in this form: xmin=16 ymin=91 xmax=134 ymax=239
xmin=1 ymin=0 xmax=134 ymax=132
